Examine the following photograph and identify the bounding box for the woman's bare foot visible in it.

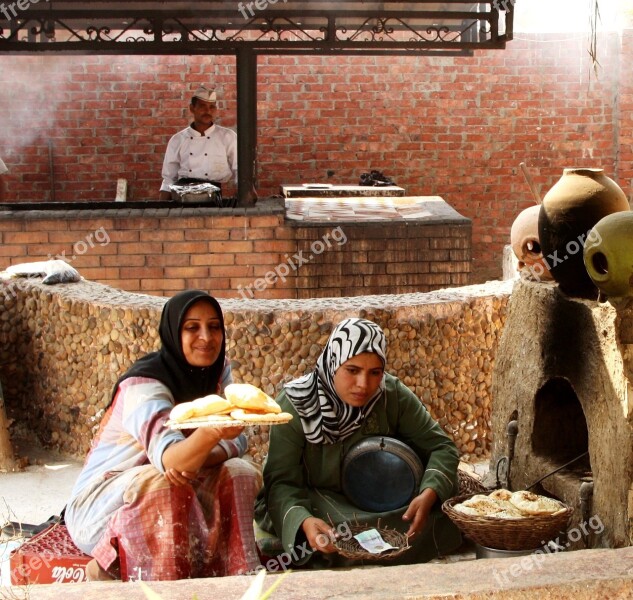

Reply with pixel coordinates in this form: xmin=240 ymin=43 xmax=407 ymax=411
xmin=85 ymin=558 xmax=117 ymax=581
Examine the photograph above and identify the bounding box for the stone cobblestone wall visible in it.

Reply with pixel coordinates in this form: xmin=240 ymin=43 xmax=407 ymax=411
xmin=0 ymin=278 xmax=512 ymax=464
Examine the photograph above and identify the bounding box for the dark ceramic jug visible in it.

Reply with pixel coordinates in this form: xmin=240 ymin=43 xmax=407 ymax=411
xmin=538 ymin=168 xmax=629 ymax=298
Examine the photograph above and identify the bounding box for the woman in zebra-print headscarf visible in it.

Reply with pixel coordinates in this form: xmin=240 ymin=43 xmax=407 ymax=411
xmin=284 ymin=317 xmax=387 ymax=445
xmin=255 ymin=317 xmax=461 ymax=568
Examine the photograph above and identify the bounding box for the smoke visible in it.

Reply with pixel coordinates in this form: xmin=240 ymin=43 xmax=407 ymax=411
xmin=514 ymin=0 xmax=621 ymax=33
xmin=0 ymin=57 xmax=68 ymax=161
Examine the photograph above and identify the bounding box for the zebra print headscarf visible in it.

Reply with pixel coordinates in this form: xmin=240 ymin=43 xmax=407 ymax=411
xmin=284 ymin=318 xmax=387 ymax=445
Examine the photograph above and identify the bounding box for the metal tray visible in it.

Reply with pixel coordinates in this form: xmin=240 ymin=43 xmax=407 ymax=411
xmin=166 ymin=414 xmax=292 ymax=429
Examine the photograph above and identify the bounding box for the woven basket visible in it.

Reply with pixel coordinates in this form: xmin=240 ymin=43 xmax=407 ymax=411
xmin=333 ymin=524 xmax=410 ymax=561
xmin=457 ymin=469 xmax=488 ymax=495
xmin=442 ymin=493 xmax=573 ymax=551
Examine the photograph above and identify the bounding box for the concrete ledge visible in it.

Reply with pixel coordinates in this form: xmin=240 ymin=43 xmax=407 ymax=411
xmin=16 ymin=546 xmax=633 ymax=599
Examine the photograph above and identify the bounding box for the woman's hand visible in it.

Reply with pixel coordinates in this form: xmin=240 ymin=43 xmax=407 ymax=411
xmin=164 ymin=468 xmax=198 ymax=487
xmin=301 ymin=517 xmax=338 ymax=554
xmin=162 ymin=425 xmax=243 ymax=474
xmin=214 ymin=424 xmax=245 ymax=440
xmin=402 ymin=488 xmax=438 ymax=538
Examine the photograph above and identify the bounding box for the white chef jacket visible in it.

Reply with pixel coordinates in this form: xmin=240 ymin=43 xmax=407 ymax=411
xmin=160 ymin=123 xmax=237 ymax=192
xmin=0 ymin=158 xmax=7 ymax=175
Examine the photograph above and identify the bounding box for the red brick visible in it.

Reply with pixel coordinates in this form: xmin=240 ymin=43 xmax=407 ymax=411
xmin=141 ymin=230 xmax=184 ymax=242
xmin=118 ymin=242 xmax=163 ymax=255
xmin=24 ymin=220 xmax=69 ymax=232
xmin=140 ymin=278 xmax=186 ymax=291
xmin=205 ymin=216 xmax=245 ymax=229
xmin=4 ymin=232 xmax=48 ymax=244
xmin=249 ymin=215 xmax=283 ymax=228
xmin=253 ymin=240 xmax=296 ymax=253
xmin=102 ymin=278 xmax=141 ymax=292
xmin=102 ymin=254 xmax=146 ymax=267
xmin=0 ymin=245 xmax=26 ymax=257
xmin=80 ymin=267 xmax=121 ymax=280
xmin=190 ymin=254 xmax=235 ymax=267
xmin=71 ymin=255 xmax=101 ymax=268
xmin=208 ymin=241 xmax=253 ymax=253
xmin=163 ymin=266 xmax=210 ymax=279
xmin=185 ymin=229 xmax=227 ymax=241
xmin=209 ymin=265 xmax=252 ymax=278
xmin=0 ymin=221 xmax=24 ymax=232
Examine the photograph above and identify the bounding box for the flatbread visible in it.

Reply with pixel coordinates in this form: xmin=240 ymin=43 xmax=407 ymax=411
xmin=509 ymin=491 xmax=565 ymax=515
xmin=169 ymin=403 xmax=195 ymax=422
xmin=192 ymin=395 xmax=233 ymax=417
xmin=169 ymin=394 xmax=233 ymax=422
xmin=229 ymin=408 xmax=293 ymax=424
xmin=459 ymin=495 xmax=506 ymax=516
xmin=453 ymin=504 xmax=483 ymax=517
xmin=489 ymin=488 xmax=512 ymax=501
xmin=455 ymin=493 xmax=525 ymax=519
xmin=224 ymin=383 xmax=282 ymax=414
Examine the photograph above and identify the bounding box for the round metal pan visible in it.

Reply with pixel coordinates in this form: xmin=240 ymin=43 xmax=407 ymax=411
xmin=342 ymin=436 xmax=424 ymax=512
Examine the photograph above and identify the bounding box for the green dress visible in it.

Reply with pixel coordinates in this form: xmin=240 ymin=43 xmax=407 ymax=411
xmin=254 ymin=374 xmax=462 ymax=567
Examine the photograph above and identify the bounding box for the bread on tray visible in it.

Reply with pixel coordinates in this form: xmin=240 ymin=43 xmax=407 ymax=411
xmin=168 ymin=383 xmax=292 ymax=427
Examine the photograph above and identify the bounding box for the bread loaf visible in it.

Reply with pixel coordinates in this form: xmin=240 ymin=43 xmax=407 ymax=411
xmin=224 ymin=383 xmax=282 ymax=414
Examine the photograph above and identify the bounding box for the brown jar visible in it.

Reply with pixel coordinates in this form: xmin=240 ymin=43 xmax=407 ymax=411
xmin=538 ymin=168 xmax=630 ymax=298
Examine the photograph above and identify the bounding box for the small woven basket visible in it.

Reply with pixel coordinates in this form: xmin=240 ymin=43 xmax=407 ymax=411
xmin=442 ymin=493 xmax=573 ymax=551
xmin=333 ymin=524 xmax=410 ymax=561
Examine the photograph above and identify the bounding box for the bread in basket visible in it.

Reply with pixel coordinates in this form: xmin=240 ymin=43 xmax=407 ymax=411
xmin=442 ymin=490 xmax=573 ymax=551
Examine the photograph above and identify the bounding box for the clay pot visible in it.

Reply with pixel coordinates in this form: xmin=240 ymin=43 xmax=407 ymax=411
xmin=510 ymin=205 xmax=553 ymax=281
xmin=583 ymin=211 xmax=633 ymax=301
xmin=538 ymin=168 xmax=630 ymax=298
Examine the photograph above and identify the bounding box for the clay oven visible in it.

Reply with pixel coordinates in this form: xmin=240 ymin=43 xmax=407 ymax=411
xmin=491 ymin=279 xmax=633 ymax=549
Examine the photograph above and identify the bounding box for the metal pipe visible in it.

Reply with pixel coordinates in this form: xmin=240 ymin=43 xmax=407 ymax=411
xmin=579 ymin=480 xmax=594 ymax=547
xmin=236 ymin=46 xmax=257 ymax=207
xmin=526 ymin=451 xmax=589 ymax=491
xmin=506 ymin=420 xmax=519 ymax=463
xmin=505 ymin=419 xmax=519 ymax=489
xmin=494 ymin=419 xmax=519 ymax=490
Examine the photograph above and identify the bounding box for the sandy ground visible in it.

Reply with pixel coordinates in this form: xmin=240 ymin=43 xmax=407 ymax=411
xmin=0 ymin=440 xmax=82 ymax=586
xmin=0 ymin=440 xmax=82 ymax=528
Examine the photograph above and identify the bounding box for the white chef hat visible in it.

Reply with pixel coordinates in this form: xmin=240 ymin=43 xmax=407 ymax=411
xmin=192 ymin=86 xmax=217 ymax=103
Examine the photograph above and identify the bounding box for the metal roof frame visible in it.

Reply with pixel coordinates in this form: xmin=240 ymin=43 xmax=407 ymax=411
xmin=0 ymin=2 xmax=513 ymax=56
xmin=0 ymin=2 xmax=514 ymax=206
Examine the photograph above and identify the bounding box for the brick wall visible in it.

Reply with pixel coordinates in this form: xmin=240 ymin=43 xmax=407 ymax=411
xmin=0 ymin=32 xmax=629 ymax=281
xmin=294 ymin=222 xmax=471 ymax=298
xmin=0 ymin=201 xmax=471 ymax=298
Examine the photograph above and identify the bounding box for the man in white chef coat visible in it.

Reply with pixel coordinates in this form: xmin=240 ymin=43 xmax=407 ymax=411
xmin=159 ymin=86 xmax=238 ymax=201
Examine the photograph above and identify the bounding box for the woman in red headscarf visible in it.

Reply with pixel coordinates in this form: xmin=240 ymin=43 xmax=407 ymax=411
xmin=65 ymin=290 xmax=261 ymax=581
